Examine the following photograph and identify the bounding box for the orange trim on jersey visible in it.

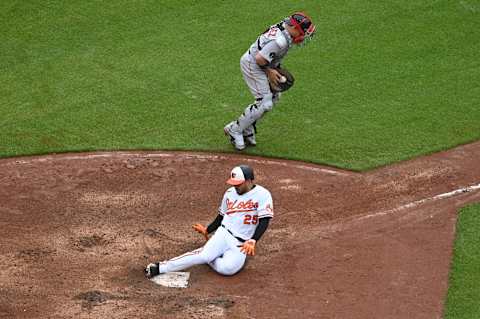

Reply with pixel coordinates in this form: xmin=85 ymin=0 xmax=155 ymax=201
xmin=169 ymin=248 xmax=202 ymax=262
xmin=259 ymin=214 xmax=274 ymax=218
xmin=226 ymin=209 xmax=257 ymax=215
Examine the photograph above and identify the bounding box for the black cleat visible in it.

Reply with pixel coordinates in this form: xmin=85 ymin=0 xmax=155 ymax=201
xmin=145 ymin=263 xmax=160 ymax=278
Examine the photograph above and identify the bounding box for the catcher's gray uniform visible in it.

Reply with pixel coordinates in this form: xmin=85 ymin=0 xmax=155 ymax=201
xmin=241 ymin=23 xmax=292 ymax=100
xmin=224 ymin=21 xmax=294 ymax=149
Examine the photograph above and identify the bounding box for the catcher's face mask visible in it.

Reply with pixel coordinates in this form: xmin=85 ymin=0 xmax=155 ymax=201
xmin=287 ymin=12 xmax=316 ymax=45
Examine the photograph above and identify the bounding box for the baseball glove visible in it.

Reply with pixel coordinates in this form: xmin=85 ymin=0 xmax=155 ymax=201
xmin=269 ymin=68 xmax=295 ymax=93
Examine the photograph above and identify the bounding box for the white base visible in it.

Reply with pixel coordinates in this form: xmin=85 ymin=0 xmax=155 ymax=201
xmin=150 ymin=272 xmax=190 ymax=288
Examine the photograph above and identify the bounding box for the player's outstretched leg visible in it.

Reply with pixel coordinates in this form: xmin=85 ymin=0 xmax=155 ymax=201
xmin=145 ymin=230 xmax=229 ymax=277
xmin=145 ymin=262 xmax=160 ymax=278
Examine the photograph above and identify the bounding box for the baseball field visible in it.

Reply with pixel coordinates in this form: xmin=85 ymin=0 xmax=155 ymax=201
xmin=1 ymin=1 xmax=479 ymax=318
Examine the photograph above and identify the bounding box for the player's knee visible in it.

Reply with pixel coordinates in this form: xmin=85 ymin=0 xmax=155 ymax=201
xmin=218 ymin=263 xmax=243 ymax=276
xmin=198 ymin=250 xmax=217 ymax=264
xmin=243 ymin=103 xmax=257 ymax=115
xmin=260 ymin=94 xmax=274 ymax=111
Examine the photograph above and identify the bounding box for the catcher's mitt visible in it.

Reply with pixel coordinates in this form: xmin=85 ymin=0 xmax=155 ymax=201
xmin=270 ymin=68 xmax=295 ymax=93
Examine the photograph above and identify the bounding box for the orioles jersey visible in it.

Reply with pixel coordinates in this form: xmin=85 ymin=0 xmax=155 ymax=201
xmin=247 ymin=21 xmax=293 ymax=68
xmin=218 ymin=185 xmax=273 ymax=241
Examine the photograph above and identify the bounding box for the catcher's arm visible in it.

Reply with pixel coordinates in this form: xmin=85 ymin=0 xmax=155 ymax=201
xmin=255 ymin=53 xmax=294 ymax=92
xmin=255 ymin=53 xmax=283 ymax=86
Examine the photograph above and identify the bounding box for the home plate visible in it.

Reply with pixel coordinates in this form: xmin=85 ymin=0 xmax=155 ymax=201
xmin=150 ymin=272 xmax=190 ymax=288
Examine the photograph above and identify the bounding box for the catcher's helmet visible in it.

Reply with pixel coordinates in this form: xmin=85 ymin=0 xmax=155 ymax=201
xmin=287 ymin=12 xmax=316 ymax=44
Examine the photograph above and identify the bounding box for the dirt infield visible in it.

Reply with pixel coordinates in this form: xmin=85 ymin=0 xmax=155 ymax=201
xmin=1 ymin=142 xmax=480 ymax=319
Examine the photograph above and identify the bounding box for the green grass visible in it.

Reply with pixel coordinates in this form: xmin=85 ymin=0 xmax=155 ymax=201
xmin=445 ymin=204 xmax=480 ymax=318
xmin=1 ymin=1 xmax=480 ymax=317
xmin=1 ymin=0 xmax=479 ymax=170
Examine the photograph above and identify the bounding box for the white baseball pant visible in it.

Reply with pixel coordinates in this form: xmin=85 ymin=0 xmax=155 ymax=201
xmin=158 ymin=226 xmax=247 ymax=276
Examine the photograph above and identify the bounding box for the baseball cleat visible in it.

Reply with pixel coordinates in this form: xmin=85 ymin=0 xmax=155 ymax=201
xmin=224 ymin=122 xmax=246 ymax=151
xmin=145 ymin=262 xmax=160 ymax=278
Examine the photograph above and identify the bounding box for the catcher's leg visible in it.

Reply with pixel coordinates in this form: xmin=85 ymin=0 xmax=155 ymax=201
xmin=224 ymin=55 xmax=271 ymax=150
xmin=227 ymin=94 xmax=273 ymax=150
xmin=241 ymin=56 xmax=275 ymax=141
xmin=242 ymin=91 xmax=282 ymax=146
xmin=243 ymin=123 xmax=256 ymax=146
xmin=242 ymin=101 xmax=260 ymax=146
xmin=224 ymin=100 xmax=268 ymax=150
xmin=224 ymin=121 xmax=246 ymax=151
xmin=236 ymin=94 xmax=273 ymax=129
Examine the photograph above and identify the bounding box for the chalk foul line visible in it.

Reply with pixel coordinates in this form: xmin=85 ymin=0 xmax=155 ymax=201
xmin=358 ymin=182 xmax=480 ymax=221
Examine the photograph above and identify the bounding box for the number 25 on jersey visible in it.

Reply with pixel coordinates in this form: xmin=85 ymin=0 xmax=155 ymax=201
xmin=243 ymin=214 xmax=258 ymax=225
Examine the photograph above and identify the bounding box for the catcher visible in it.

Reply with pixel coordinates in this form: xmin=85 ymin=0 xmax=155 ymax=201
xmin=145 ymin=165 xmax=273 ymax=277
xmin=224 ymin=12 xmax=316 ymax=150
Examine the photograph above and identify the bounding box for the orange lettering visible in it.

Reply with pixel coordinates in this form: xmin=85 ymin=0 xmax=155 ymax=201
xmin=243 ymin=214 xmax=258 ymax=225
xmin=226 ymin=198 xmax=259 ymax=213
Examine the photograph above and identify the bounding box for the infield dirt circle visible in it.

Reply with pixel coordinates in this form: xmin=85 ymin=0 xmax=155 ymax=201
xmin=1 ymin=142 xmax=480 ymax=318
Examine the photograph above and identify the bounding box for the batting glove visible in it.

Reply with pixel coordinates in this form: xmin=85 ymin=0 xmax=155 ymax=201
xmin=240 ymin=239 xmax=256 ymax=256
xmin=192 ymin=223 xmax=209 ymax=241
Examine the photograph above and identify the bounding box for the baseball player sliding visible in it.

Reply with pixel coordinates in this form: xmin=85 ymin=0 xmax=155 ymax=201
xmin=224 ymin=12 xmax=316 ymax=150
xmin=145 ymin=165 xmax=273 ymax=277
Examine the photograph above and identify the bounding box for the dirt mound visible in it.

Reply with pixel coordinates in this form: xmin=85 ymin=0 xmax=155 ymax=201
xmin=1 ymin=143 xmax=480 ymax=318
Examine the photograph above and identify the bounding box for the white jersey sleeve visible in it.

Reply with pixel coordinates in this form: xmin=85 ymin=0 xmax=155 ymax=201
xmin=257 ymin=190 xmax=274 ymax=218
xmin=218 ymin=191 xmax=228 ymax=216
xmin=258 ymin=40 xmax=282 ymax=64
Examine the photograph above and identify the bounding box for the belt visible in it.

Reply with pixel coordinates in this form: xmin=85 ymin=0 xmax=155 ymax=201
xmin=221 ymin=225 xmax=246 ymax=243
